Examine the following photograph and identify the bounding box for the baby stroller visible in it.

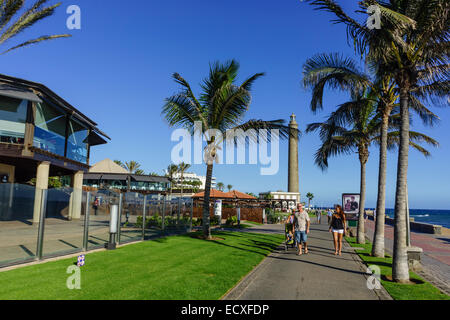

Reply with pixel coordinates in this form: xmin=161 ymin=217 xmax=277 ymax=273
xmin=284 ymin=222 xmax=296 ymax=251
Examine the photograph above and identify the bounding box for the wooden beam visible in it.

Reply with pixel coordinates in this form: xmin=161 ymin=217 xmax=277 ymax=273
xmin=22 ymin=100 xmax=35 ymax=157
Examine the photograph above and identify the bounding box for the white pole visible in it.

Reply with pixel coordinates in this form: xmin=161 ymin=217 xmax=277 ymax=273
xmin=406 ymin=184 xmax=411 ymax=247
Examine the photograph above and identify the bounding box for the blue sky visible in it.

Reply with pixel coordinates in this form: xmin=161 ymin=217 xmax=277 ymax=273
xmin=2 ymin=0 xmax=449 ymax=209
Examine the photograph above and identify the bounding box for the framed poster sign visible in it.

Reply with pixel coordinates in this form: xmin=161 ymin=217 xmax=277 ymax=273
xmin=342 ymin=194 xmax=360 ymax=220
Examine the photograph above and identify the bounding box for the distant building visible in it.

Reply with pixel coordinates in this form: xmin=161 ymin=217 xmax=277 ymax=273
xmin=84 ymin=159 xmax=169 ymax=195
xmin=259 ymin=191 xmax=300 ymax=210
xmin=172 ymin=172 xmax=216 ymax=190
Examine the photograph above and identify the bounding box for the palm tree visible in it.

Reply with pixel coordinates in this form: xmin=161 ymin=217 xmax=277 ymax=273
xmin=0 ymin=0 xmax=70 ymax=54
xmin=216 ymin=182 xmax=224 ymax=192
xmin=305 ymin=0 xmax=448 ymax=281
xmin=166 ymin=164 xmax=178 ymax=198
xmin=306 ymin=89 xmax=438 ymax=244
xmin=162 ymin=60 xmax=295 ymax=238
xmin=376 ymin=0 xmax=448 ymax=282
xmin=134 ymin=169 xmax=145 ymax=175
xmin=227 ymin=184 xmax=233 ymax=192
xmin=302 ymin=53 xmax=439 ymax=255
xmin=191 ymin=180 xmax=202 ymax=193
xmin=306 ymin=192 xmax=314 ymax=209
xmin=123 ymin=161 xmax=142 ymax=174
xmin=114 ymin=160 xmax=124 ymax=167
xmin=177 ymin=162 xmax=191 ymax=199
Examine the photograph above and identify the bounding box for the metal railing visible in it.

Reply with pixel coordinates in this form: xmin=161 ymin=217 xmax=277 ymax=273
xmin=0 ymin=186 xmax=194 ymax=269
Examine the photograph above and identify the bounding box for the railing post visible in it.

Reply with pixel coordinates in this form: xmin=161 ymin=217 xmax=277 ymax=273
xmin=36 ymin=189 xmax=48 ymax=260
xmin=142 ymin=195 xmax=147 ymax=240
xmin=162 ymin=196 xmax=166 ymax=234
xmin=177 ymin=196 xmax=181 ymax=228
xmin=83 ymin=192 xmax=91 ymax=251
xmin=189 ymin=198 xmax=193 ymax=232
xmin=117 ymin=193 xmax=123 ymax=244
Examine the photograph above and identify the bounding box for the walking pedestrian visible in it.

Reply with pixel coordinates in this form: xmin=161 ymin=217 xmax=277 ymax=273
xmin=316 ymin=210 xmax=321 ymax=224
xmin=327 ymin=208 xmax=333 ymax=225
xmin=329 ymin=205 xmax=346 ymax=256
xmin=93 ymin=197 xmax=99 ymax=216
xmin=294 ymin=203 xmax=310 ymax=256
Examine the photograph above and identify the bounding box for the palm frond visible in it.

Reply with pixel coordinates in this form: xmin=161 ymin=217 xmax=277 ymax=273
xmin=0 ymin=1 xmax=61 ymax=44
xmin=172 ymin=73 xmax=208 ymax=127
xmin=0 ymin=0 xmax=24 ymax=32
xmin=230 ymin=119 xmax=296 ymax=144
xmin=302 ymin=53 xmax=371 ymax=113
xmin=383 ymin=130 xmax=439 ymax=156
xmin=162 ymin=94 xmax=203 ymax=132
xmin=1 ymin=33 xmax=69 ymax=54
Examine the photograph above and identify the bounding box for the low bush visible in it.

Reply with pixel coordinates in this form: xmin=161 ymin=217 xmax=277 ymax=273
xmin=266 ymin=209 xmax=289 ymax=224
xmin=225 ymin=216 xmax=238 ymax=226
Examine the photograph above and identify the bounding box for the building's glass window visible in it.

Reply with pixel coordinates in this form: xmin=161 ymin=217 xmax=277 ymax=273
xmin=33 ymin=102 xmax=66 ymax=156
xmin=67 ymin=119 xmax=88 ymax=164
xmin=0 ymin=96 xmax=27 ymax=144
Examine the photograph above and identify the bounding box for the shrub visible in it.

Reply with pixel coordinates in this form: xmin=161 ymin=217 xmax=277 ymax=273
xmin=135 ymin=216 xmax=143 ymax=228
xmin=191 ymin=217 xmax=220 ymax=226
xmin=210 ymin=216 xmax=219 ymax=226
xmin=266 ymin=210 xmax=289 ymax=224
xmin=225 ymin=216 xmax=238 ymax=227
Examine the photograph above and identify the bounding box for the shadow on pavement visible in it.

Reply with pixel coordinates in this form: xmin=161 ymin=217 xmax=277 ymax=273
xmin=267 ymin=254 xmax=368 ymax=276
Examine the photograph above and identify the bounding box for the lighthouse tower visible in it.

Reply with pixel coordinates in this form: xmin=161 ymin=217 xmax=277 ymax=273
xmin=288 ymin=113 xmax=299 ymax=193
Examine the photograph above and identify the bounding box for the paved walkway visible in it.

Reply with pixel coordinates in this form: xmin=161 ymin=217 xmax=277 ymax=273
xmin=224 ymin=219 xmax=390 ymax=300
xmin=365 ymin=219 xmax=450 ymax=295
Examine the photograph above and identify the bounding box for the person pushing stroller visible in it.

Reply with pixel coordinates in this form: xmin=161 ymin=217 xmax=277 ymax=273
xmin=294 ymin=203 xmax=310 ymax=255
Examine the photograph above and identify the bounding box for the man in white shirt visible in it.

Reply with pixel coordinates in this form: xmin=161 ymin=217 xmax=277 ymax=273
xmin=294 ymin=203 xmax=311 ymax=255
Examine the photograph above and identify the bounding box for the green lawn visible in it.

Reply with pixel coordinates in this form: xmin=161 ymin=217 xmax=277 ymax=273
xmin=0 ymin=231 xmax=284 ymax=300
xmin=345 ymin=237 xmax=450 ymax=300
xmin=241 ymin=220 xmax=263 ymax=226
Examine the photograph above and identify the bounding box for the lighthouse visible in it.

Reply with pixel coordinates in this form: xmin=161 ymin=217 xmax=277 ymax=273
xmin=288 ymin=113 xmax=299 ymax=193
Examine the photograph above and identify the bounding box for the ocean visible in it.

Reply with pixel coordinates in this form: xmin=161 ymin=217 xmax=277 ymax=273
xmin=385 ymin=209 xmax=450 ymax=229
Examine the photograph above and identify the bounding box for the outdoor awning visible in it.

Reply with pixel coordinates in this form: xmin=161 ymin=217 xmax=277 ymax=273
xmin=131 ymin=175 xmax=169 ymax=183
xmin=83 ymin=173 xmax=102 ymax=180
xmin=83 ymin=131 xmax=108 ymax=146
xmin=0 ymin=84 xmax=42 ymax=103
xmin=100 ymin=174 xmax=128 ymax=181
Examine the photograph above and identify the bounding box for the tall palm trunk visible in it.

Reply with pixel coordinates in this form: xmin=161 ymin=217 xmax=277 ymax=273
xmin=202 ymin=163 xmax=214 ymax=239
xmin=392 ymin=86 xmax=411 ymax=283
xmin=181 ymin=175 xmax=184 ymax=199
xmin=372 ymin=112 xmax=389 ymax=257
xmin=357 ymin=148 xmax=368 ymax=244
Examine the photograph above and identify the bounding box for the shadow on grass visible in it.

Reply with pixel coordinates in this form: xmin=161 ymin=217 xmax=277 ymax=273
xmin=207 ymin=236 xmax=282 ymax=257
xmin=381 ymin=275 xmax=425 ymax=285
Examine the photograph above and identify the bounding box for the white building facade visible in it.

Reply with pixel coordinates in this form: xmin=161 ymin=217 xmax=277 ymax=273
xmin=259 ymin=191 xmax=301 ymax=210
xmin=172 ymin=172 xmax=216 ymax=190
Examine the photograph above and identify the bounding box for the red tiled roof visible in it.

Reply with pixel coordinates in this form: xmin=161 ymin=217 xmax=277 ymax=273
xmin=224 ymin=190 xmax=257 ymax=200
xmin=192 ymin=189 xmax=234 ymax=199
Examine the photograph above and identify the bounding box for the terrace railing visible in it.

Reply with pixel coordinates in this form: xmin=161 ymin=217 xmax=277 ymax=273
xmin=0 ymin=184 xmax=193 ymax=268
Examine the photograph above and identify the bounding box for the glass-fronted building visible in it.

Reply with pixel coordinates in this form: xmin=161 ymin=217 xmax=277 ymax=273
xmin=83 ymin=159 xmax=170 ymax=195
xmin=84 ymin=173 xmax=170 ymax=193
xmin=0 ymin=74 xmax=109 ymax=183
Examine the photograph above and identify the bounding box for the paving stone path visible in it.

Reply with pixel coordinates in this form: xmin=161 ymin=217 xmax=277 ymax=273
xmin=224 ymin=219 xmax=390 ymax=300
